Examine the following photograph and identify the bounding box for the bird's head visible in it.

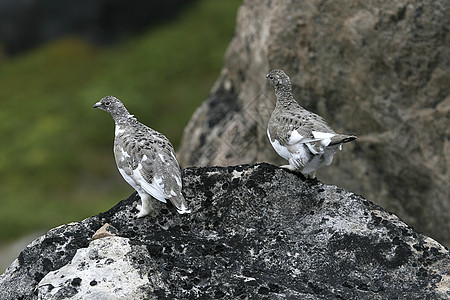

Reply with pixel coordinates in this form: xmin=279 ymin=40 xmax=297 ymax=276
xmin=266 ymin=69 xmax=291 ymax=88
xmin=93 ymin=96 xmax=132 ymax=123
xmin=93 ymin=96 xmax=125 ymax=115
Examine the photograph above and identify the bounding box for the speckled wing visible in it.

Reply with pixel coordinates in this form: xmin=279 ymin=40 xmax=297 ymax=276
xmin=268 ymin=108 xmax=336 ymax=150
xmin=114 ymin=127 xmax=186 ymax=211
xmin=138 ymin=132 xmax=184 ymax=201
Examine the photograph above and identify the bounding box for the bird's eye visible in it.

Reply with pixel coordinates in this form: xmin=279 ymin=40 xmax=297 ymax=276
xmin=105 ymin=101 xmax=111 ymax=106
xmin=269 ymin=76 xmax=273 ymax=80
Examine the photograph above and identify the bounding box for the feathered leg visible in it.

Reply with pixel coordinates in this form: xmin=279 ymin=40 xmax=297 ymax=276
xmin=136 ymin=193 xmax=153 ymax=218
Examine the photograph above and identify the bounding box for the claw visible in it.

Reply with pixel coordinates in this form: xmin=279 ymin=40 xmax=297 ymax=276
xmin=280 ymin=164 xmax=297 ymax=171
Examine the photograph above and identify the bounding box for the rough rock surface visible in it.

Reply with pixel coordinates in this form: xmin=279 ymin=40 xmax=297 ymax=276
xmin=178 ymin=0 xmax=450 ymax=247
xmin=38 ymin=237 xmax=150 ymax=300
xmin=1 ymin=164 xmax=449 ymax=299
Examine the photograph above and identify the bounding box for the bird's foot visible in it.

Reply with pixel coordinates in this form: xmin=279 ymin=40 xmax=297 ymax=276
xmin=177 ymin=203 xmax=191 ymax=214
xmin=280 ymin=165 xmax=316 ymax=179
xmin=280 ymin=164 xmax=297 ymax=171
xmin=135 ymin=200 xmax=152 ymax=218
xmin=136 ymin=208 xmax=150 ymax=218
xmin=306 ymin=171 xmax=316 ymax=179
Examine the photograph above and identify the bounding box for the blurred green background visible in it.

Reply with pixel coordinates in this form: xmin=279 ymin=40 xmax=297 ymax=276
xmin=0 ymin=0 xmax=240 ymax=265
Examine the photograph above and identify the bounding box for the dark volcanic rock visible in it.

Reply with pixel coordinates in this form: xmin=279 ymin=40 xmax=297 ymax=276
xmin=178 ymin=0 xmax=450 ymax=247
xmin=0 ymin=164 xmax=449 ymax=299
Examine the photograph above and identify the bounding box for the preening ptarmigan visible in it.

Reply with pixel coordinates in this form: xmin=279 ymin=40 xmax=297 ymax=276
xmin=266 ymin=69 xmax=356 ymax=178
xmin=93 ymin=96 xmax=190 ymax=217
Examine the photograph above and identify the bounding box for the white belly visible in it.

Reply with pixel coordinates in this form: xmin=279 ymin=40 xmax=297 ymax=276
xmin=268 ymin=134 xmax=290 ymax=160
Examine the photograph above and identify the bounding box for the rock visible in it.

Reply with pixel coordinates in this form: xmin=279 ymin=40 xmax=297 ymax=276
xmin=37 ymin=237 xmax=151 ymax=300
xmin=91 ymin=223 xmax=119 ymax=240
xmin=178 ymin=0 xmax=450 ymax=247
xmin=0 ymin=164 xmax=449 ymax=299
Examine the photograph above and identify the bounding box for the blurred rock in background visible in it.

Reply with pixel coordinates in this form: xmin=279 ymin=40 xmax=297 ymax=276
xmin=178 ymin=0 xmax=450 ymax=247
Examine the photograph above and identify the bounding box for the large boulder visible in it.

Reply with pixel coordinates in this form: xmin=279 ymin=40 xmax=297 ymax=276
xmin=0 ymin=164 xmax=449 ymax=299
xmin=178 ymin=0 xmax=450 ymax=247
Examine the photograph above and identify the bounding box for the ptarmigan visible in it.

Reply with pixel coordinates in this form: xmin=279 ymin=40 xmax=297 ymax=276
xmin=93 ymin=96 xmax=190 ymax=217
xmin=266 ymin=69 xmax=356 ymax=178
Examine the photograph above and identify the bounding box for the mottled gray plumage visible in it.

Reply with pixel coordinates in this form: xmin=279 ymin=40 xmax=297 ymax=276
xmin=266 ymin=69 xmax=356 ymax=178
xmin=93 ymin=96 xmax=190 ymax=217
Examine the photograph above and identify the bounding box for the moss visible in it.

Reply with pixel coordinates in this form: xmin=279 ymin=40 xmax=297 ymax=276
xmin=0 ymin=0 xmax=240 ymax=241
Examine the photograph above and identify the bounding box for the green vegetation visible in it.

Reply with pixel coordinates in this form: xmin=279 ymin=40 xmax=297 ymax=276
xmin=0 ymin=0 xmax=240 ymax=241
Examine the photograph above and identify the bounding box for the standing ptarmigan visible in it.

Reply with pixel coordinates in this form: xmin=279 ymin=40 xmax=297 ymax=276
xmin=93 ymin=96 xmax=190 ymax=217
xmin=266 ymin=69 xmax=356 ymax=178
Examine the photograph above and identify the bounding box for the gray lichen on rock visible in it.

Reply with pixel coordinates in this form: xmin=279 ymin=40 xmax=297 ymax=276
xmin=0 ymin=164 xmax=448 ymax=299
